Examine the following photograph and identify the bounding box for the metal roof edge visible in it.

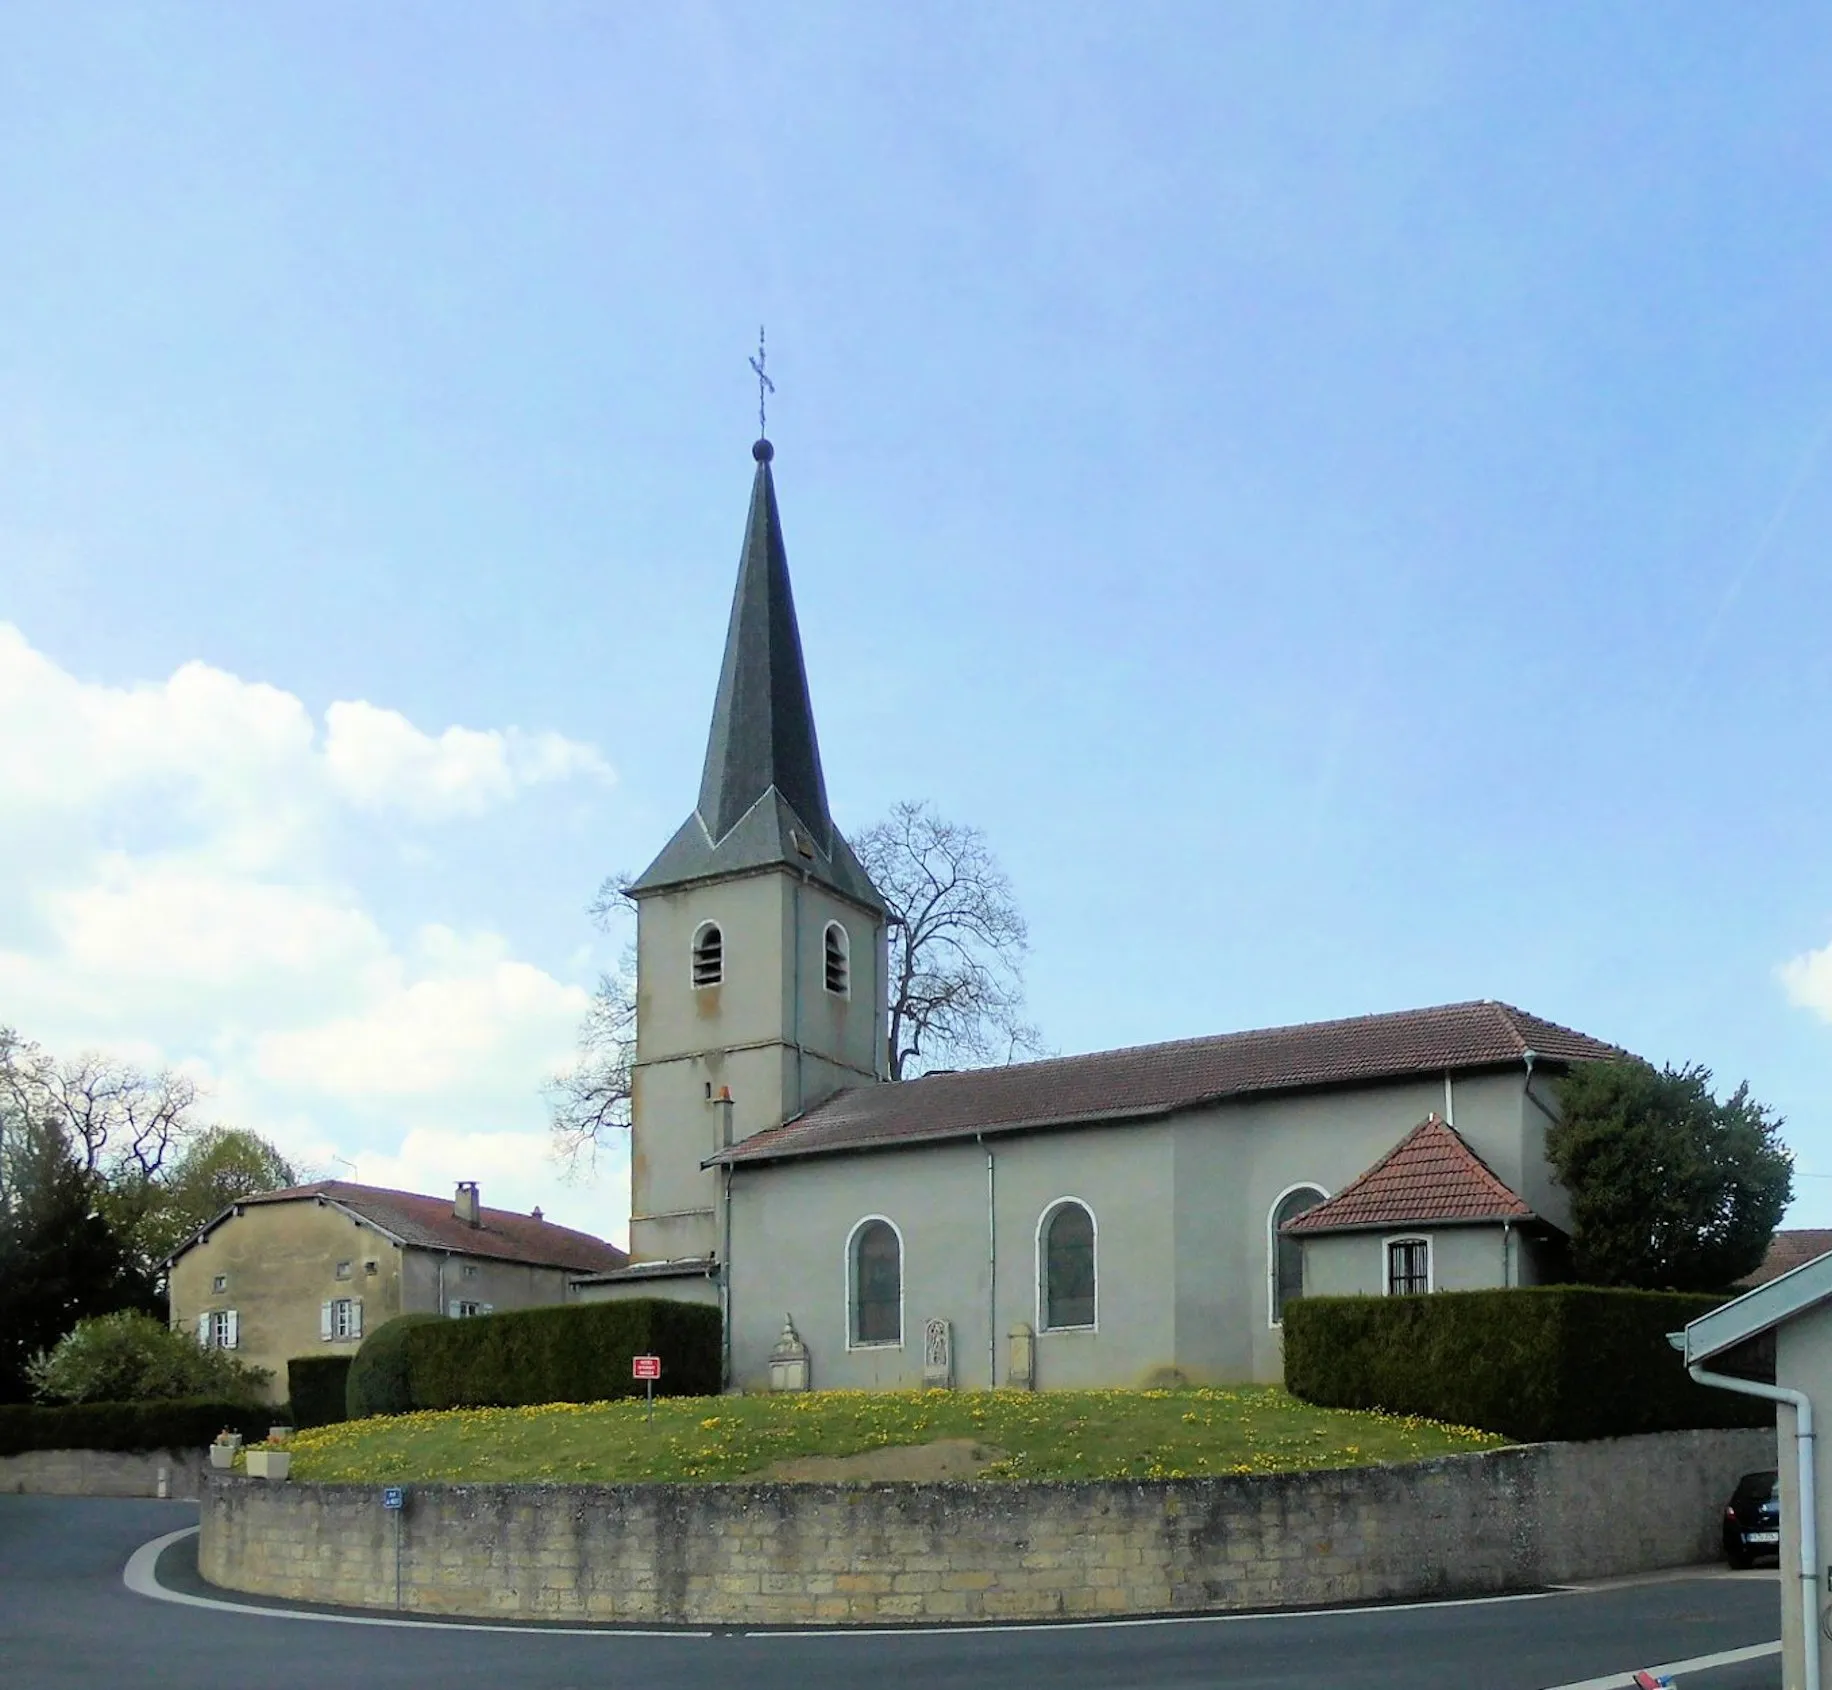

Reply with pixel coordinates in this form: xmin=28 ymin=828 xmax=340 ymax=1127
xmin=1681 ymin=1247 xmax=1832 ymax=1364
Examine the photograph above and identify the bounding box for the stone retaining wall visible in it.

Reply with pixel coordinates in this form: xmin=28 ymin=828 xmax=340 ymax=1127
xmin=199 ymin=1427 xmax=1774 ymax=1625
xmin=2 ymin=1447 xmax=206 ymax=1498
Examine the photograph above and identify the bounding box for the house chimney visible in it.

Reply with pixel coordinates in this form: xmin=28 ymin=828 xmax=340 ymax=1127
xmin=454 ymin=1181 xmax=481 ymax=1227
xmin=531 ymin=1206 xmax=544 ymax=1224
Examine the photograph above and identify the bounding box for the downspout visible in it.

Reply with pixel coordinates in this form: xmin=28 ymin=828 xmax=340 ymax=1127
xmin=792 ymin=874 xmax=806 ymax=1116
xmin=1501 ymin=1219 xmax=1512 ymax=1289
xmin=721 ymin=1164 xmax=734 ymax=1392
xmin=1442 ymin=1072 xmax=1455 ymax=1127
xmin=981 ymin=1135 xmax=996 ymax=1391
xmin=1687 ymin=1361 xmax=1817 ymax=1689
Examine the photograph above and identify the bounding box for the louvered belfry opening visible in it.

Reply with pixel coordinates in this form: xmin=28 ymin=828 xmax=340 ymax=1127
xmin=824 ymin=922 xmax=849 ymax=996
xmin=692 ymin=922 xmax=724 ymax=987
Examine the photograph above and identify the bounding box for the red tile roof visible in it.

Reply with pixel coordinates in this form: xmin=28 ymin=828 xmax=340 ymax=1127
xmin=224 ymin=1181 xmax=628 ymax=1274
xmin=717 ymin=1000 xmax=1621 ymax=1167
xmin=1737 ymin=1230 xmax=1832 ymax=1290
xmin=1283 ymin=1115 xmax=1535 ymax=1235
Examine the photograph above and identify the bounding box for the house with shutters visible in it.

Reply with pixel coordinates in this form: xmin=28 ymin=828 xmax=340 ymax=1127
xmin=576 ymin=433 xmax=1627 ymax=1393
xmin=165 ymin=1178 xmax=625 ymax=1403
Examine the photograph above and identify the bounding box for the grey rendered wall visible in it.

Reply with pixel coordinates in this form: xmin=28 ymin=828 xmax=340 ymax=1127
xmin=1170 ymin=1071 xmax=1532 ymax=1384
xmin=630 ymin=868 xmax=885 ymax=1264
xmin=398 ymin=1252 xmax=574 ymax=1320
xmin=1299 ymin=1226 xmax=1514 ymax=1299
xmin=1775 ymin=1299 xmax=1832 ymax=1689
xmin=728 ymin=1124 xmax=1178 ymax=1393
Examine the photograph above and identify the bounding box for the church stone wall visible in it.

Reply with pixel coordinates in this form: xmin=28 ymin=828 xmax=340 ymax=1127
xmin=198 ymin=1427 xmax=1774 ymax=1624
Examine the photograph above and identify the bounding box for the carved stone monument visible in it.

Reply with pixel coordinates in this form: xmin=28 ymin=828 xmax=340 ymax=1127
xmin=768 ymin=1313 xmax=810 ymax=1392
xmin=922 ymin=1317 xmax=953 ymax=1388
xmin=1007 ymin=1322 xmax=1035 ymax=1389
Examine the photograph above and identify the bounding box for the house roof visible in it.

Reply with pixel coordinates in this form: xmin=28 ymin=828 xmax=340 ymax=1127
xmin=713 ymin=999 xmax=1621 ymax=1168
xmin=1736 ymin=1229 xmax=1832 ymax=1290
xmin=1282 ymin=1115 xmax=1535 ymax=1235
xmin=172 ymin=1181 xmax=628 ymax=1275
xmin=629 ymin=439 xmax=883 ymax=913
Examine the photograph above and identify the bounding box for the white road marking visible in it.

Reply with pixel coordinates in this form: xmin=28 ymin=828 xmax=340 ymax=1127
xmin=1537 ymin=1639 xmax=1781 ymax=1690
xmin=122 ymin=1527 xmax=710 ymax=1638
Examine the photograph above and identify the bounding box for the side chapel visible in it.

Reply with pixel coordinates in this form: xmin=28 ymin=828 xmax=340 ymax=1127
xmin=574 ymin=435 xmax=1622 ymax=1391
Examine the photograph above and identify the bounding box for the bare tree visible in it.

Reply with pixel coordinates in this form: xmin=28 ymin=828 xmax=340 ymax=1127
xmin=0 ymin=1030 xmax=198 ymax=1187
xmin=852 ymin=800 xmax=1043 ymax=1081
xmin=546 ymin=875 xmax=637 ymax=1179
xmin=546 ymin=803 xmax=1044 ymax=1175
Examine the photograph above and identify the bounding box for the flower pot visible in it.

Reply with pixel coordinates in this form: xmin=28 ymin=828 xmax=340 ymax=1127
xmin=208 ymin=1443 xmax=239 ymax=1471
xmin=267 ymin=1425 xmax=292 ymax=1444
xmin=245 ymin=1449 xmax=292 ymax=1480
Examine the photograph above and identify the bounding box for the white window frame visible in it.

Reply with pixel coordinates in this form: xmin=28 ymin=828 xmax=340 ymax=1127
xmin=843 ymin=1214 xmax=905 ymax=1351
xmin=1035 ymin=1196 xmax=1099 ymax=1333
xmin=691 ymin=920 xmax=724 ymax=988
xmin=822 ymin=921 xmax=851 ymax=997
xmin=211 ymin=1273 xmax=227 ymax=1294
xmin=1383 ymin=1234 xmax=1433 ymax=1297
xmin=1267 ymin=1183 xmax=1330 ymax=1328
xmin=450 ymin=1300 xmax=492 ymax=1318
xmin=322 ymin=1296 xmax=364 ymax=1340
xmin=204 ymin=1308 xmax=238 ymax=1349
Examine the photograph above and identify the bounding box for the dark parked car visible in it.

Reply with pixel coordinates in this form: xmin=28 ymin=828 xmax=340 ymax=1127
xmin=1723 ymin=1469 xmax=1780 ymax=1569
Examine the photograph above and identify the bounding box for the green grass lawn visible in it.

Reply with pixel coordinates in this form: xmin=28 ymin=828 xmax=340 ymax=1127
xmin=285 ymin=1387 xmax=1505 ymax=1485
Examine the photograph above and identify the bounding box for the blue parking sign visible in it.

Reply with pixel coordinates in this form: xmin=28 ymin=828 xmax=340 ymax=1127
xmin=382 ymin=1486 xmax=404 ymax=1510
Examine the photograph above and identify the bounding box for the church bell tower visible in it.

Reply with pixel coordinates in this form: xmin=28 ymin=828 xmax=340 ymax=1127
xmin=623 ymin=437 xmax=888 ymax=1266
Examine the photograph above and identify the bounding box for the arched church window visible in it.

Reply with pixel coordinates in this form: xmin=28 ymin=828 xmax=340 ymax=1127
xmin=1269 ymin=1185 xmax=1327 ymax=1325
xmin=824 ymin=922 xmax=850 ymax=996
xmin=848 ymin=1217 xmax=902 ymax=1346
xmin=1039 ymin=1200 xmax=1096 ymax=1330
xmin=691 ymin=922 xmax=723 ymax=988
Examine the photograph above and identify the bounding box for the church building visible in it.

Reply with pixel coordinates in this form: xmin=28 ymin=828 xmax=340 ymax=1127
xmin=574 ymin=435 xmax=1623 ymax=1392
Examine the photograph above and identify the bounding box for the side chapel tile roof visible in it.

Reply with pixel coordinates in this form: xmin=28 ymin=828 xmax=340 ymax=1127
xmin=714 ymin=999 xmax=1620 ymax=1168
xmin=222 ymin=1181 xmax=628 ymax=1274
xmin=1283 ymin=1115 xmax=1534 ymax=1235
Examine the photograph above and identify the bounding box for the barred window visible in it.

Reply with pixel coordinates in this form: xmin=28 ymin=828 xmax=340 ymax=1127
xmin=1387 ymin=1238 xmax=1430 ymax=1297
xmin=1041 ymin=1201 xmax=1096 ymax=1330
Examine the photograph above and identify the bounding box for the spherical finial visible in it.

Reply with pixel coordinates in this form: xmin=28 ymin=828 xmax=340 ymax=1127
xmin=753 ymin=438 xmax=774 ymax=463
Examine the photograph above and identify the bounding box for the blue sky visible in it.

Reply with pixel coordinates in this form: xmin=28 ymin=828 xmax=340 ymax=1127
xmin=4 ymin=3 xmax=1831 ymax=1240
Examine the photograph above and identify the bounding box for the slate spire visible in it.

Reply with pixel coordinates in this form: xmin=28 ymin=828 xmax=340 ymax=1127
xmin=628 ymin=439 xmax=883 ymax=912
xmin=695 ymin=438 xmax=833 ymax=849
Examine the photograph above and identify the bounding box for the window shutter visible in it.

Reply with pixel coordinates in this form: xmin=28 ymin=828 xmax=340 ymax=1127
xmin=350 ymin=1298 xmax=363 ymax=1339
xmin=480 ymin=1303 xmax=493 ymax=1316
xmin=224 ymin=1309 xmax=239 ymax=1349
xmin=448 ymin=1300 xmax=462 ymax=1318
xmin=196 ymin=1313 xmax=211 ymax=1348
xmin=321 ymin=1301 xmax=334 ymax=1341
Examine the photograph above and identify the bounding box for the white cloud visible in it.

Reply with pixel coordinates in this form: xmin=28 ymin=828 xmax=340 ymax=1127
xmin=0 ymin=622 xmax=626 ymax=1241
xmin=1781 ymin=941 xmax=1832 ymax=1021
xmin=323 ymin=699 xmax=610 ymax=820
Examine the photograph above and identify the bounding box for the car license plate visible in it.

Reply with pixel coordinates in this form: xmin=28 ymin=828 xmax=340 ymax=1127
xmin=1747 ymin=1531 xmax=1780 ymax=1544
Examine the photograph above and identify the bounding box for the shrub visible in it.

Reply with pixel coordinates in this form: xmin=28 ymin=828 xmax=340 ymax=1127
xmin=345 ymin=1313 xmax=444 ymax=1419
xmin=0 ymin=1398 xmax=274 ymax=1458
xmin=405 ymin=1299 xmax=721 ymax=1410
xmin=26 ymin=1311 xmax=270 ymax=1406
xmin=1283 ymin=1286 xmax=1771 ymax=1442
xmin=286 ymin=1355 xmax=352 ymax=1428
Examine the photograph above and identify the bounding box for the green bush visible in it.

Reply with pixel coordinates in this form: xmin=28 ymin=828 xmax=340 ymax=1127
xmin=286 ymin=1355 xmax=352 ymax=1428
xmin=1283 ymin=1286 xmax=1772 ymax=1442
xmin=346 ymin=1313 xmax=444 ymax=1419
xmin=405 ymin=1299 xmax=721 ymax=1411
xmin=0 ymin=1398 xmax=275 ymax=1458
xmin=26 ymin=1311 xmax=270 ymax=1406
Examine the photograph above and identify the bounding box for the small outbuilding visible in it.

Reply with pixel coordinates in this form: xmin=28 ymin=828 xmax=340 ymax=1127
xmin=1679 ymin=1247 xmax=1830 ymax=1690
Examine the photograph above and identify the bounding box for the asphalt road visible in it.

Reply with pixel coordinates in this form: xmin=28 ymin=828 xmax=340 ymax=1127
xmin=0 ymin=1495 xmax=1785 ymax=1690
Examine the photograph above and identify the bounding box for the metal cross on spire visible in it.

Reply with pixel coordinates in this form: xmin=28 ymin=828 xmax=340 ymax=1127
xmin=748 ymin=324 xmax=775 ymax=439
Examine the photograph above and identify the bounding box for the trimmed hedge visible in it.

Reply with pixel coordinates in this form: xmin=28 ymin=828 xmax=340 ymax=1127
xmin=1283 ymin=1286 xmax=1772 ymax=1443
xmin=286 ymin=1356 xmax=352 ymax=1428
xmin=406 ymin=1299 xmax=721 ymax=1411
xmin=346 ymin=1313 xmax=444 ymax=1420
xmin=0 ymin=1398 xmax=276 ymax=1459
